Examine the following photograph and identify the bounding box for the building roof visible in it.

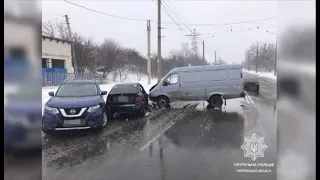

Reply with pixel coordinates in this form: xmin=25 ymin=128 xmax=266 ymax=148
xmin=42 ymin=35 xmax=71 ymax=44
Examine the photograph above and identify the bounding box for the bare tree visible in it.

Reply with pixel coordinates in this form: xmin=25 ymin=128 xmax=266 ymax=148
xmin=96 ymin=39 xmax=122 ymax=78
xmin=42 ymin=21 xmax=56 ymax=37
xmin=244 ymin=42 xmax=276 ymax=72
xmin=55 ymin=20 xmax=69 ymax=40
xmin=259 ymin=43 xmax=276 ymax=72
xmin=117 ymin=65 xmax=129 ymax=82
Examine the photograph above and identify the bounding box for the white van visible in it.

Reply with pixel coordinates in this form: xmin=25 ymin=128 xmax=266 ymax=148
xmin=149 ymin=64 xmax=245 ymax=108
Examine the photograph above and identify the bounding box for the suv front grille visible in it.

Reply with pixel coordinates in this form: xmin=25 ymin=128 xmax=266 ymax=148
xmin=59 ymin=107 xmax=87 ymax=118
xmin=63 ymin=108 xmax=83 ymax=115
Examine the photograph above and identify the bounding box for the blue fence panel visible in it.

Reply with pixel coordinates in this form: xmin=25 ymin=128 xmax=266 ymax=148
xmin=42 ymin=69 xmax=96 ymax=86
xmin=42 ymin=68 xmax=67 ymax=86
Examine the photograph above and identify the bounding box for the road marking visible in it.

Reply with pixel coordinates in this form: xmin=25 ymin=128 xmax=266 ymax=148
xmin=244 ymin=91 xmax=255 ymax=104
xmin=140 ymin=121 xmax=176 ymax=151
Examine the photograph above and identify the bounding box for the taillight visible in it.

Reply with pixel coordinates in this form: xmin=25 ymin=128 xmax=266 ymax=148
xmin=107 ymin=95 xmax=111 ymax=104
xmin=135 ymin=95 xmax=143 ymax=103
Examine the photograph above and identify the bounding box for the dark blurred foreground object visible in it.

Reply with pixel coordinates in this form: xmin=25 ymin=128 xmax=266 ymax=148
xmin=276 ymin=1 xmax=315 ymax=178
xmin=4 ymin=81 xmax=42 ymax=151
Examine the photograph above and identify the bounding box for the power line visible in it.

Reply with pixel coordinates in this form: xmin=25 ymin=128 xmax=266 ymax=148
xmin=202 ymin=25 xmax=276 ymax=36
xmin=62 ymin=0 xmax=147 ymax=22
xmin=62 ymin=0 xmax=276 ymax=27
xmin=163 ymin=0 xmax=189 ymax=27
xmin=178 ymin=17 xmax=276 ymax=27
xmin=151 ymin=0 xmax=188 ymax=35
xmin=162 ymin=0 xmax=192 ymax=33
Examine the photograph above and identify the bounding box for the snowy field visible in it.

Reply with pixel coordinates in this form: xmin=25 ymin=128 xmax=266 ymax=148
xmin=42 ymin=73 xmax=158 ymax=112
xmin=242 ymin=69 xmax=277 ymax=81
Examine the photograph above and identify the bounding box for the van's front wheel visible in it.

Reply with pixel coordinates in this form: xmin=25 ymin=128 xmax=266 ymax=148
xmin=209 ymin=95 xmax=223 ymax=108
xmin=157 ymin=96 xmax=169 ymax=108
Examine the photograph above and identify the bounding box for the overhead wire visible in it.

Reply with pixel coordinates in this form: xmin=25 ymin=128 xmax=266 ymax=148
xmin=151 ymin=0 xmax=189 ymax=35
xmin=162 ymin=0 xmax=193 ymax=33
xmin=62 ymin=0 xmax=276 ymax=27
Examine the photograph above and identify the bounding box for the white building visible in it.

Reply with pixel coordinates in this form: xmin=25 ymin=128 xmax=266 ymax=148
xmin=42 ymin=35 xmax=74 ymax=73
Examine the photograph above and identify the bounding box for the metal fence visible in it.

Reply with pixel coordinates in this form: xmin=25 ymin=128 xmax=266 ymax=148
xmin=42 ymin=72 xmax=107 ymax=86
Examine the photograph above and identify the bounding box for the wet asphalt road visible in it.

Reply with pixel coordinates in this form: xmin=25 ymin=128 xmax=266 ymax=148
xmin=42 ymin=72 xmax=277 ymax=180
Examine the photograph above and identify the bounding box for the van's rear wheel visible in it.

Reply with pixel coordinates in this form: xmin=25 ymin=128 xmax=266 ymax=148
xmin=157 ymin=96 xmax=169 ymax=108
xmin=209 ymin=95 xmax=223 ymax=108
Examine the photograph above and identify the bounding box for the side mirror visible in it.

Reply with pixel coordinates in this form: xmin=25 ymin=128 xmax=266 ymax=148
xmin=48 ymin=91 xmax=55 ymax=97
xmin=163 ymin=81 xmax=169 ymax=86
xmin=101 ymin=91 xmax=108 ymax=95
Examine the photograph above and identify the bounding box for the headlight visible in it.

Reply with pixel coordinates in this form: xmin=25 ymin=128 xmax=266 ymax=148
xmin=88 ymin=105 xmax=100 ymax=113
xmin=44 ymin=105 xmax=59 ymax=114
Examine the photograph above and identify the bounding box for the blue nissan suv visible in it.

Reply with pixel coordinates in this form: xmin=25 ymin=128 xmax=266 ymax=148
xmin=42 ymin=79 xmax=108 ymax=134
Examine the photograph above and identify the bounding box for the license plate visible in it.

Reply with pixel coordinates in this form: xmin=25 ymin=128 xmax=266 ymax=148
xmin=118 ymin=96 xmax=129 ymax=102
xmin=64 ymin=119 xmax=81 ymax=125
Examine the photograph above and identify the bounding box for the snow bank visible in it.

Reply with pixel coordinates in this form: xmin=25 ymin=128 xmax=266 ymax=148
xmin=243 ymin=69 xmax=277 ymax=81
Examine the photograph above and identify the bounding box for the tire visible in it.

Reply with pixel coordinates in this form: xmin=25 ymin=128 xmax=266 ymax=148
xmin=102 ymin=112 xmax=108 ymax=127
xmin=93 ymin=126 xmax=103 ymax=133
xmin=138 ymin=105 xmax=146 ymax=117
xmin=209 ymin=95 xmax=223 ymax=108
xmin=93 ymin=112 xmax=108 ymax=133
xmin=157 ymin=96 xmax=169 ymax=108
xmin=108 ymin=110 xmax=115 ymax=120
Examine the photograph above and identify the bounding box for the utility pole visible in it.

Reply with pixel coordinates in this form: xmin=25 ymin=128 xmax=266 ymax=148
xmin=256 ymin=42 xmax=259 ymax=73
xmin=157 ymin=0 xmax=162 ymax=82
xmin=202 ymin=40 xmax=205 ymax=63
xmin=147 ymin=20 xmax=151 ymax=84
xmin=65 ymin=15 xmax=77 ymax=73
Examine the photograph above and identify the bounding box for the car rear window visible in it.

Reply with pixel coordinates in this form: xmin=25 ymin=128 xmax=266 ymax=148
xmin=110 ymin=84 xmax=138 ymax=94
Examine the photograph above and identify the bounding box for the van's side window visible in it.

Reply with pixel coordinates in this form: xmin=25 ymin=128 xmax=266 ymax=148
xmin=166 ymin=73 xmax=178 ymax=85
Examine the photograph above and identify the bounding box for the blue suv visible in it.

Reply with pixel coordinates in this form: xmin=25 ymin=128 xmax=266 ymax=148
xmin=42 ymin=79 xmax=108 ymax=134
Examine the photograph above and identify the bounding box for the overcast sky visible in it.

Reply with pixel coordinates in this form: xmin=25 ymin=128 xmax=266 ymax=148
xmin=42 ymin=0 xmax=277 ymax=64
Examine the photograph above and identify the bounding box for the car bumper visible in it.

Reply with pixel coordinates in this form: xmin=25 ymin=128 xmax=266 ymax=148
xmin=108 ymin=103 xmax=143 ymax=114
xmin=42 ymin=109 xmax=105 ymax=131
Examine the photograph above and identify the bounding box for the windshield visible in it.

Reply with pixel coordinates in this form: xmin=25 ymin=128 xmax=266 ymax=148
xmin=55 ymin=83 xmax=98 ymax=97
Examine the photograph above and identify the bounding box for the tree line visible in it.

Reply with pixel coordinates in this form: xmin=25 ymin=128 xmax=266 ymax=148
xmin=42 ymin=20 xmax=211 ymax=80
xmin=242 ymin=42 xmax=276 ymax=72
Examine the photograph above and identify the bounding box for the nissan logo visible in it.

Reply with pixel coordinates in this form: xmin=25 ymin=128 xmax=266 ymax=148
xmin=70 ymin=109 xmax=76 ymax=114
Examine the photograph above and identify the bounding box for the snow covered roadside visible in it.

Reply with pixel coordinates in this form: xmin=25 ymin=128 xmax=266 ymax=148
xmin=42 ymin=75 xmax=158 ymax=113
xmin=242 ymin=69 xmax=276 ymax=81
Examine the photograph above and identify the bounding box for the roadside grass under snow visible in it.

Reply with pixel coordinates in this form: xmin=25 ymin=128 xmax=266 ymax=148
xmin=42 ymin=73 xmax=158 ymax=113
xmin=242 ymin=69 xmax=276 ymax=81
